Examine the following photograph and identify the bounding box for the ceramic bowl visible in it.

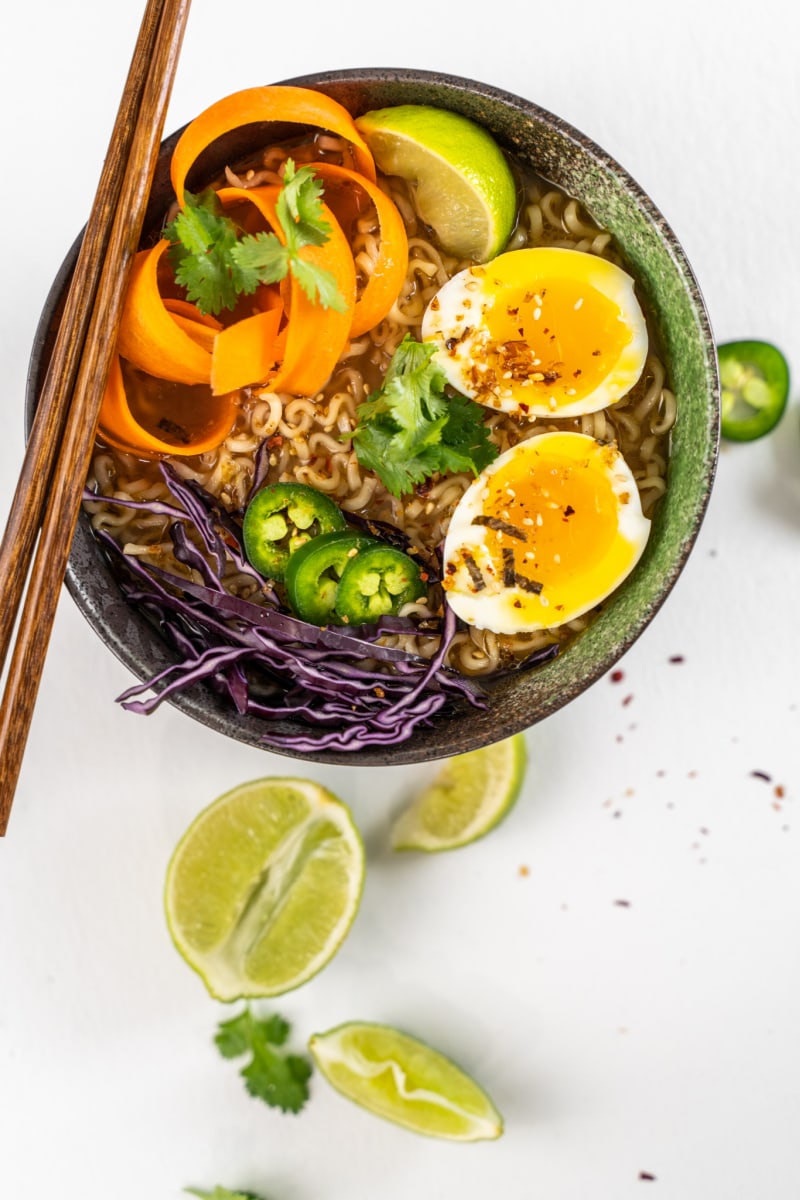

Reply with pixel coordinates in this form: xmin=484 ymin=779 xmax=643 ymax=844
xmin=26 ymin=67 xmax=719 ymax=765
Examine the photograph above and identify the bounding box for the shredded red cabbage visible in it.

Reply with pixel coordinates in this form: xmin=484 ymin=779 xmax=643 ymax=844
xmin=83 ymin=472 xmax=497 ymax=748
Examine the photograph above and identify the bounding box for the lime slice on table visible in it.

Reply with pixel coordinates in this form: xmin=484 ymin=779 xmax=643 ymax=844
xmin=309 ymin=1021 xmax=503 ymax=1141
xmin=355 ymin=104 xmax=518 ymax=263
xmin=164 ymin=777 xmax=365 ymax=1001
xmin=391 ymin=733 xmax=527 ymax=852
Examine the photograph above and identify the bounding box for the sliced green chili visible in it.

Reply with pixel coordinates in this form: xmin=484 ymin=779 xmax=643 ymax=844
xmin=335 ymin=544 xmax=425 ymax=625
xmin=285 ymin=530 xmax=378 ymax=625
xmin=718 ymin=340 xmax=790 ymax=442
xmin=242 ymin=483 xmax=346 ymax=580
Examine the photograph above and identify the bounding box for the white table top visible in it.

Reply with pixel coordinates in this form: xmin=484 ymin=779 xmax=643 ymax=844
xmin=2 ymin=2 xmax=800 ymax=1197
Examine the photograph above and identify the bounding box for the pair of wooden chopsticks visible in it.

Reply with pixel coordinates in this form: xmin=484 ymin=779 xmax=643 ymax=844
xmin=0 ymin=0 xmax=192 ymax=834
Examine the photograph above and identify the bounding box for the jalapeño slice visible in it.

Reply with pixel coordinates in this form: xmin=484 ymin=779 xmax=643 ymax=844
xmin=285 ymin=530 xmax=378 ymax=625
xmin=243 ymin=483 xmax=346 ymax=580
xmin=335 ymin=544 xmax=425 ymax=625
xmin=718 ymin=340 xmax=790 ymax=442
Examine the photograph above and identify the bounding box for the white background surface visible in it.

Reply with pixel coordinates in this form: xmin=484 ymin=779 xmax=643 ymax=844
xmin=2 ymin=2 xmax=800 ymax=1197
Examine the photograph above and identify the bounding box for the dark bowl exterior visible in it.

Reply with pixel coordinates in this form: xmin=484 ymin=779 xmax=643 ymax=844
xmin=26 ymin=68 xmax=719 ymax=765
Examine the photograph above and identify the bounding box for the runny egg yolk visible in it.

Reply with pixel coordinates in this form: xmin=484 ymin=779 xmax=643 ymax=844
xmin=442 ymin=432 xmax=651 ymax=634
xmin=421 ymin=247 xmax=649 ymax=419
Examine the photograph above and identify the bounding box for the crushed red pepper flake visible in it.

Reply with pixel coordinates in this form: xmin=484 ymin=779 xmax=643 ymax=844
xmin=622 ymin=694 xmax=634 ymax=707
xmin=639 ymin=1171 xmax=657 ymax=1181
xmin=668 ymin=654 xmax=685 ymax=664
xmin=775 ymin=785 xmax=785 ymax=799
xmin=610 ymin=669 xmax=625 ymax=683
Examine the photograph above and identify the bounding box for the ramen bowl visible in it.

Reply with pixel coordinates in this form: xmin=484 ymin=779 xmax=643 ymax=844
xmin=26 ymin=68 xmax=719 ymax=765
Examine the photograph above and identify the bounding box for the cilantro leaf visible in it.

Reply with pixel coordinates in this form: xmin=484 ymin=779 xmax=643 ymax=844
xmin=289 ymin=255 xmax=346 ymax=310
xmin=185 ymin=1188 xmax=267 ymax=1200
xmin=229 ymin=232 xmax=290 ymax=288
xmin=163 ymin=161 xmax=345 ymax=317
xmin=278 ymin=161 xmax=332 ymax=249
xmin=214 ymin=1006 xmax=312 ymax=1114
xmin=164 ymin=190 xmax=255 ymax=315
xmin=351 ymin=336 xmax=498 ymax=496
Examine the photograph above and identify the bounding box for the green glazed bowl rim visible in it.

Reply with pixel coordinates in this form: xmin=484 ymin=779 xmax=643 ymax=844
xmin=26 ymin=67 xmax=719 ymax=765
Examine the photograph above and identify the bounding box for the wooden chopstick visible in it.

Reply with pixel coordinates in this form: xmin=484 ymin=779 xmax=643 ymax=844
xmin=0 ymin=0 xmax=167 ymax=680
xmin=0 ymin=0 xmax=192 ymax=834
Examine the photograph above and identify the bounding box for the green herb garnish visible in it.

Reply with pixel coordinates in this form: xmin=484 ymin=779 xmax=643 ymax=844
xmin=351 ymin=335 xmax=498 ymax=496
xmin=185 ymin=1188 xmax=267 ymax=1200
xmin=164 ymin=160 xmax=346 ymax=317
xmin=214 ymin=1005 xmax=312 ymax=1114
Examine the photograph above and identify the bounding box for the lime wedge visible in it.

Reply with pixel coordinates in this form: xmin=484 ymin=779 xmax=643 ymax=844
xmin=355 ymin=104 xmax=517 ymax=262
xmin=164 ymin=777 xmax=365 ymax=1000
xmin=391 ymin=733 xmax=527 ymax=852
xmin=309 ymin=1021 xmax=503 ymax=1141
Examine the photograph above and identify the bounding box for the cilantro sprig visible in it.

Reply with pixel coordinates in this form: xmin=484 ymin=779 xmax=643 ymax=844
xmin=164 ymin=160 xmax=346 ymax=317
xmin=214 ymin=1005 xmax=312 ymax=1114
xmin=186 ymin=1188 xmax=267 ymax=1200
xmin=351 ymin=336 xmax=498 ymax=497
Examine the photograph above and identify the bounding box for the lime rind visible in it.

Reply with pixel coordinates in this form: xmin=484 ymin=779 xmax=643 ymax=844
xmin=391 ymin=733 xmax=527 ymax=853
xmin=355 ymin=104 xmax=517 ymax=263
xmin=164 ymin=777 xmax=365 ymax=1000
xmin=309 ymin=1021 xmax=503 ymax=1142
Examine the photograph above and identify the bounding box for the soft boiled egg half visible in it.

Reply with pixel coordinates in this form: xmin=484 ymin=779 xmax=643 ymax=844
xmin=421 ymin=246 xmax=649 ymax=419
xmin=442 ymin=431 xmax=650 ymax=634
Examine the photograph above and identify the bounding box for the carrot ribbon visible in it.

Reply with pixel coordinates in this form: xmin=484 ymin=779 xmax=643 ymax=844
xmin=99 ymin=86 xmax=409 ymax=458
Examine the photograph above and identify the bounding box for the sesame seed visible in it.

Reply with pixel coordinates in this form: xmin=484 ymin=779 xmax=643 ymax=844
xmin=574 ymin=297 xmax=584 ymax=310
xmin=533 ymin=307 xmax=542 ymax=320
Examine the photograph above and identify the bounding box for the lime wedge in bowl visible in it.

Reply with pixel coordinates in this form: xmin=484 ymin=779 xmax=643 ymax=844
xmin=355 ymin=104 xmax=517 ymax=262
xmin=164 ymin=777 xmax=365 ymax=1000
xmin=391 ymin=733 xmax=527 ymax=852
xmin=309 ymin=1021 xmax=503 ymax=1141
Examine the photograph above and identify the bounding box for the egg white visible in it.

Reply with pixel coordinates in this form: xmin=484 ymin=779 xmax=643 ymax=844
xmin=442 ymin=431 xmax=651 ymax=634
xmin=421 ymin=246 xmax=649 ymax=419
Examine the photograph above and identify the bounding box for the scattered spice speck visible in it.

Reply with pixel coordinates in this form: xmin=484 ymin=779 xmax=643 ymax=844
xmin=610 ymin=669 xmax=625 ymax=683
xmin=639 ymin=1171 xmax=657 ymax=1181
xmin=622 ymin=693 xmax=634 ymax=707
xmin=518 ymin=864 xmax=530 ymax=877
xmin=614 ymin=899 xmax=631 ymax=907
xmin=751 ymin=770 xmax=772 ymax=783
xmin=775 ymin=785 xmax=785 ymax=799
xmin=668 ymin=655 xmax=685 ymax=664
